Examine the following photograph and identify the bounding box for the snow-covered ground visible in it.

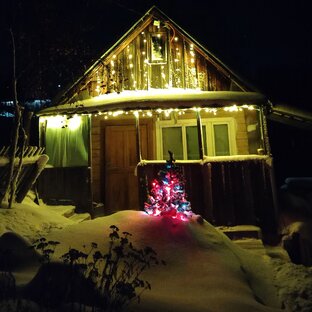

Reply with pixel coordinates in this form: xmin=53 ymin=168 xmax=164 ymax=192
xmin=0 ymin=195 xmax=311 ymax=311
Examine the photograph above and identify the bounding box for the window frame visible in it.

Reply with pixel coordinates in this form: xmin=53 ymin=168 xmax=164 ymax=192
xmin=156 ymin=117 xmax=237 ymax=160
xmin=149 ymin=32 xmax=168 ymax=65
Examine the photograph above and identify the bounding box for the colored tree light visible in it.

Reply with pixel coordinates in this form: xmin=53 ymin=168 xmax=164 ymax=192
xmin=144 ymin=153 xmax=192 ymax=221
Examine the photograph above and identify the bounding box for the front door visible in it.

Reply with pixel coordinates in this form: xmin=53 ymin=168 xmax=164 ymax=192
xmin=104 ymin=124 xmax=148 ymax=212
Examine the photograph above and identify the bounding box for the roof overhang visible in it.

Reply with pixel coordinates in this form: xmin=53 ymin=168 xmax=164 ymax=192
xmin=268 ymin=104 xmax=312 ymax=130
xmin=37 ymin=90 xmax=267 ymax=116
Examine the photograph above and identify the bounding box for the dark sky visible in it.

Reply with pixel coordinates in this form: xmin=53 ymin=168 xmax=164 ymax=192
xmin=0 ymin=0 xmax=311 ymax=183
xmin=0 ymin=0 xmax=311 ymax=111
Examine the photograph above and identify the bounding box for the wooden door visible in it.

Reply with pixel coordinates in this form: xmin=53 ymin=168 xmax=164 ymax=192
xmin=104 ymin=124 xmax=148 ymax=212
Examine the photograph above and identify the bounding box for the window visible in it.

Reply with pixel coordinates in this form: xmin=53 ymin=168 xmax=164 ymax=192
xmin=213 ymin=123 xmax=230 ymax=156
xmin=157 ymin=118 xmax=236 ymax=160
xmin=150 ymin=33 xmax=167 ymax=64
xmin=44 ymin=115 xmax=90 ymax=167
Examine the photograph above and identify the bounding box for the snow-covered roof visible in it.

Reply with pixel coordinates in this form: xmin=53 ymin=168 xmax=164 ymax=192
xmin=37 ymin=90 xmax=267 ymax=116
xmin=268 ymin=103 xmax=312 ymax=130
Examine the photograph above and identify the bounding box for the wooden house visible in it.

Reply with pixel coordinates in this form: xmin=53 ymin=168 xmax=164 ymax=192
xmin=37 ymin=7 xmax=278 ymax=237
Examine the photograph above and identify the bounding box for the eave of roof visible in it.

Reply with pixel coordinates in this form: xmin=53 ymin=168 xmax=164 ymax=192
xmin=268 ymin=103 xmax=312 ymax=130
xmin=37 ymin=90 xmax=267 ymax=116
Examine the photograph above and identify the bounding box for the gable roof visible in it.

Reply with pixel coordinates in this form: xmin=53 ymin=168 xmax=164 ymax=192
xmin=56 ymin=7 xmax=256 ymax=102
xmin=38 ymin=6 xmax=266 ymax=116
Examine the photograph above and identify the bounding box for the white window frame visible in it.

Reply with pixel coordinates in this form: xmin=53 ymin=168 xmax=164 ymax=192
xmin=156 ymin=117 xmax=237 ymax=159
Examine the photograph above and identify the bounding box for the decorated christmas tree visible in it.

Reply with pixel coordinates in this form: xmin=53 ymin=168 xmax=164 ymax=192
xmin=144 ymin=151 xmax=192 ymax=221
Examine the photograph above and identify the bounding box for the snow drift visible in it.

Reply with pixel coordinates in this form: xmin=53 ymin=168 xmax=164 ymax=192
xmin=1 ymin=199 xmax=311 ymax=311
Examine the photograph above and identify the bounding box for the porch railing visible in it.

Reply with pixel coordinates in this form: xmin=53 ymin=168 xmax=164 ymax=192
xmin=137 ymin=156 xmax=278 ymax=237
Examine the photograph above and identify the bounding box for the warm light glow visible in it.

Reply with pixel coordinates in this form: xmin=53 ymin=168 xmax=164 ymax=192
xmin=46 ymin=115 xmax=66 ymax=128
xmin=133 ymin=110 xmax=139 ymax=118
xmin=164 ymin=109 xmax=173 ymax=117
xmin=42 ymin=103 xmax=259 ymax=123
xmin=93 ymin=103 xmax=257 ymax=120
xmin=112 ymin=110 xmax=124 ymax=117
xmin=242 ymin=104 xmax=255 ymax=110
xmin=204 ymin=108 xmax=218 ymax=115
xmin=223 ymin=105 xmax=243 ymax=112
xmin=67 ymin=115 xmax=81 ymax=130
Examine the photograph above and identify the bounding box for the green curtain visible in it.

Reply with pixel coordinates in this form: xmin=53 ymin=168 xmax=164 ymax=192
xmin=45 ymin=115 xmax=89 ymax=167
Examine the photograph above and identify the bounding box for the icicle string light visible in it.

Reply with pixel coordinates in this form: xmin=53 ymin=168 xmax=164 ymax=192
xmin=40 ymin=104 xmax=257 ymax=126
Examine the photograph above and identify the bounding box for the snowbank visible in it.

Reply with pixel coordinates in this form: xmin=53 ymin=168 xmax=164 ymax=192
xmin=0 ymin=197 xmax=74 ymax=241
xmin=1 ymin=199 xmax=312 ymax=311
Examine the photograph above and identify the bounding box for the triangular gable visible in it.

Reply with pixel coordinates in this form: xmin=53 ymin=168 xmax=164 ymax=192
xmin=56 ymin=6 xmax=254 ymax=106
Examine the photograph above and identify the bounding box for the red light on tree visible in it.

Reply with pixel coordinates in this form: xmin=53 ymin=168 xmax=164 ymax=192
xmin=144 ymin=151 xmax=192 ymax=221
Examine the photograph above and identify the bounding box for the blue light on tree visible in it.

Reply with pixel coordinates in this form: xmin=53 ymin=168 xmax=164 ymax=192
xmin=144 ymin=151 xmax=192 ymax=221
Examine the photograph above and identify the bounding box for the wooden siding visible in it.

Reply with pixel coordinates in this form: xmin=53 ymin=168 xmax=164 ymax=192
xmin=38 ymin=167 xmax=92 ymax=213
xmin=72 ymin=19 xmax=233 ymax=102
xmin=90 ymin=116 xmax=101 ymax=201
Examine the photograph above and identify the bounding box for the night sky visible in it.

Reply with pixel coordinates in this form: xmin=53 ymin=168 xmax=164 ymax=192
xmin=0 ymin=0 xmax=311 ymax=184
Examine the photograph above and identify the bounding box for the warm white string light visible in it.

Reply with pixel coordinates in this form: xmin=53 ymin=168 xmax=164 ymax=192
xmin=40 ymin=104 xmax=257 ymax=128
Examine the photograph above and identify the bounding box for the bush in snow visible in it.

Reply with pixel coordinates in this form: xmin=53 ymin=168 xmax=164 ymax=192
xmin=22 ymin=225 xmax=165 ymax=311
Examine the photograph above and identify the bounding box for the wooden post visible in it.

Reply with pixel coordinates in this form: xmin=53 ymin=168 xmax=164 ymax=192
xmin=259 ymin=106 xmax=271 ymax=155
xmin=196 ymin=110 xmax=204 ymax=160
xmin=134 ymin=112 xmax=142 ymax=162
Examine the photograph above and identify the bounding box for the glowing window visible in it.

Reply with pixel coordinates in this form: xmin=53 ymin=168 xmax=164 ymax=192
xmin=157 ymin=118 xmax=236 ymax=160
xmin=150 ymin=33 xmax=167 ymax=64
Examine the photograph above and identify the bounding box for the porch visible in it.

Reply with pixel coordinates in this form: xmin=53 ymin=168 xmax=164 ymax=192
xmin=137 ymin=156 xmax=278 ymax=237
